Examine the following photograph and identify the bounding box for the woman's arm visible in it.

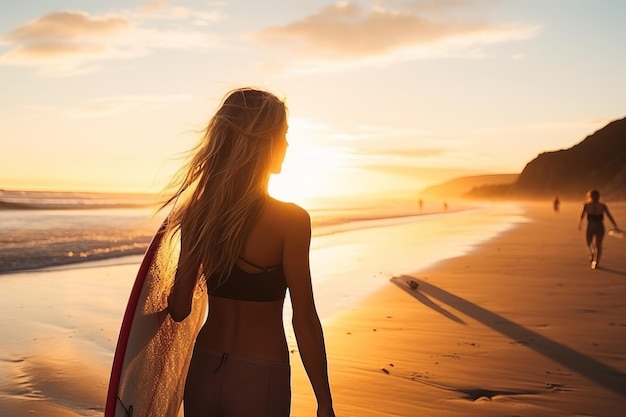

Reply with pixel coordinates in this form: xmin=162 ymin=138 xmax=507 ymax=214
xmin=167 ymin=227 xmax=199 ymax=322
xmin=578 ymin=204 xmax=588 ymax=230
xmin=603 ymin=204 xmax=618 ymax=228
xmin=282 ymin=205 xmax=335 ymax=417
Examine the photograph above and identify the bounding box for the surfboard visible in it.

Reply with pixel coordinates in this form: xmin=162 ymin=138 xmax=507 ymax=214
xmin=105 ymin=221 xmax=208 ymax=417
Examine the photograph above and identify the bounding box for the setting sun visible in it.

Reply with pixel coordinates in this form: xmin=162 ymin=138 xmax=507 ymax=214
xmin=269 ymin=123 xmax=348 ymax=203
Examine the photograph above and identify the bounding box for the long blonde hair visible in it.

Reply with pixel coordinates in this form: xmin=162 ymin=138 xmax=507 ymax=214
xmin=160 ymin=88 xmax=287 ymax=282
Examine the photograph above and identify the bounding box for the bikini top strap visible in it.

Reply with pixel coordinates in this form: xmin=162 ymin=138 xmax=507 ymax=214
xmin=237 ymin=256 xmax=280 ymax=272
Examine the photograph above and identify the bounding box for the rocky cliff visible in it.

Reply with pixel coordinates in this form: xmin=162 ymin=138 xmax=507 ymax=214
xmin=467 ymin=117 xmax=626 ymax=200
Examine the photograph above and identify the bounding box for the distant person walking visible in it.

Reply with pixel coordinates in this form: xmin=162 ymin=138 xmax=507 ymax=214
xmin=578 ymin=189 xmax=618 ymax=269
xmin=553 ymin=195 xmax=560 ymax=213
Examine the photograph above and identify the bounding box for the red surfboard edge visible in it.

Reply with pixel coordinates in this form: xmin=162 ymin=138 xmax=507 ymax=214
xmin=104 ymin=221 xmax=168 ymax=417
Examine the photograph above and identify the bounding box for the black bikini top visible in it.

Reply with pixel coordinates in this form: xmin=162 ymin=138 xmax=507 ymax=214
xmin=207 ymin=257 xmax=287 ymax=302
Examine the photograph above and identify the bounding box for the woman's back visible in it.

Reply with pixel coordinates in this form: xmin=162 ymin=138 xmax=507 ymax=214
xmin=585 ymin=201 xmax=606 ymax=217
xmin=196 ymin=198 xmax=304 ymax=362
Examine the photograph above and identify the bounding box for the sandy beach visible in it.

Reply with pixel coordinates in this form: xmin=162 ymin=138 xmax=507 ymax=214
xmin=1 ymin=201 xmax=625 ymax=416
xmin=292 ymin=201 xmax=626 ymax=417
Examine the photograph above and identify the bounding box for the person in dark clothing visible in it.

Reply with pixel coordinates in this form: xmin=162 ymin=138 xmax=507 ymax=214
xmin=578 ymin=189 xmax=618 ymax=269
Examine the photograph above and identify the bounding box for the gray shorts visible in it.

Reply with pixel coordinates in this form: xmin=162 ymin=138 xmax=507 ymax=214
xmin=184 ymin=347 xmax=291 ymax=417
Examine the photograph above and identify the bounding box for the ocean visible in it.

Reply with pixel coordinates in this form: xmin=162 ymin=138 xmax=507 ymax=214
xmin=0 ymin=190 xmax=486 ymax=275
xmin=0 ymin=191 xmax=162 ymax=274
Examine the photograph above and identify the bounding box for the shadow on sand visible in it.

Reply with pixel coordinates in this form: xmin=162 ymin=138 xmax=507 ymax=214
xmin=596 ymin=266 xmax=626 ymax=276
xmin=390 ymin=275 xmax=626 ymax=399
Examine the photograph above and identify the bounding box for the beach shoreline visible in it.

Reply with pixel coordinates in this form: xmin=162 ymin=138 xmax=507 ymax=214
xmin=0 ymin=197 xmax=478 ymax=276
xmin=1 ymin=201 xmax=625 ymax=416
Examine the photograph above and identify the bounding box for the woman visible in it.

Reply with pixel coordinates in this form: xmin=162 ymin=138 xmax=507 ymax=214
xmin=578 ymin=189 xmax=618 ymax=269
xmin=162 ymin=88 xmax=335 ymax=416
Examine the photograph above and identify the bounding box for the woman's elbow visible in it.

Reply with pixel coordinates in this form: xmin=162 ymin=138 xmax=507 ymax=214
xmin=167 ymin=292 xmax=191 ymax=322
xmin=168 ymin=304 xmax=191 ymax=322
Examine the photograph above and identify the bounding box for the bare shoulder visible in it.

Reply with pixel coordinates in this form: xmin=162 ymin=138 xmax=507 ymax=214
xmin=265 ymin=198 xmax=311 ymax=228
xmin=265 ymin=198 xmax=311 ymax=237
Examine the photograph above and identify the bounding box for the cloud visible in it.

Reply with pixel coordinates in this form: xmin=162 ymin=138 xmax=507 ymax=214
xmin=329 ymin=124 xmax=431 ymax=140
xmin=0 ymin=6 xmax=222 ymax=76
xmin=362 ymin=162 xmax=477 ymax=179
xmin=253 ymin=0 xmax=541 ymax=71
xmin=306 ymin=122 xmax=503 ymax=175
xmin=6 ymin=11 xmax=130 ymax=41
xmin=22 ymin=93 xmax=193 ymax=117
xmin=325 ymin=124 xmax=444 ymax=151
xmin=356 ymin=147 xmax=446 ymax=158
xmin=525 ymin=118 xmax=617 ymax=131
xmin=72 ymin=93 xmax=193 ymax=117
xmin=137 ymin=0 xmax=224 ymax=25
xmin=313 ymin=123 xmax=457 ymax=170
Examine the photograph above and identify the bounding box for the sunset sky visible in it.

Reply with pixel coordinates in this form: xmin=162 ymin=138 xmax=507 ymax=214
xmin=1 ymin=0 xmax=625 ymax=201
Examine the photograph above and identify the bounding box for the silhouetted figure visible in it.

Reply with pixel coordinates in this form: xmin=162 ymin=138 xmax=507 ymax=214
xmin=578 ymin=189 xmax=618 ymax=269
xmin=553 ymin=195 xmax=560 ymax=213
xmin=419 ymin=199 xmax=423 ymax=210
xmin=164 ymin=88 xmax=335 ymax=416
xmin=443 ymin=201 xmax=448 ymax=211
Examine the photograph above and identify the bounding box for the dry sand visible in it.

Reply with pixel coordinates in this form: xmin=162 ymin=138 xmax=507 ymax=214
xmin=1 ymin=202 xmax=624 ymax=417
xmin=290 ymin=202 xmax=626 ymax=417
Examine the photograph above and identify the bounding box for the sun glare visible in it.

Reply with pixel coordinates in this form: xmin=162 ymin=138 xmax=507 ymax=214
xmin=268 ymin=120 xmax=428 ymax=205
xmin=269 ymin=131 xmax=347 ymax=204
